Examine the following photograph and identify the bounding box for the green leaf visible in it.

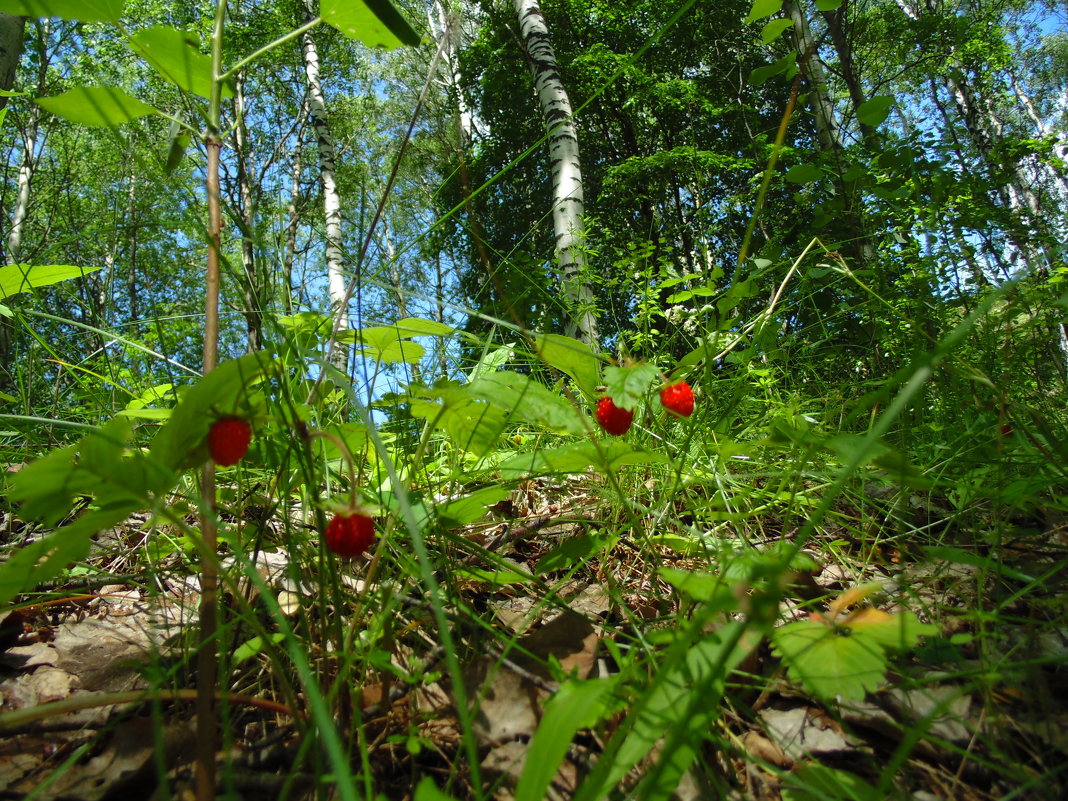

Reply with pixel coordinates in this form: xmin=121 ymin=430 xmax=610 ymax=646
xmin=0 ymin=508 xmax=130 ymax=606
xmin=0 ymin=263 xmax=102 ymax=300
xmin=149 ymin=353 xmax=275 ymax=471
xmin=659 ymin=568 xmax=735 ymax=608
xmin=784 ymin=162 xmax=823 ymax=184
xmin=436 ymin=486 xmax=511 ymax=526
xmin=163 ymin=117 xmax=191 ymax=174
xmin=37 ymin=86 xmax=157 ymax=127
xmin=771 ymin=620 xmax=889 ymax=700
xmin=129 ymin=26 xmax=232 ymax=100
xmin=536 ymin=535 xmax=600 ymax=573
xmin=749 ymin=53 xmax=797 ymax=87
xmin=233 ymin=633 xmax=286 ymax=666
xmin=745 ymin=0 xmax=783 ymax=24
xmin=815 ymin=0 xmax=844 ymax=10
xmin=857 ymin=95 xmax=894 ymax=127
xmin=321 ymin=0 xmax=421 ymax=49
xmin=761 ymin=18 xmax=793 ymax=44
xmin=0 ymin=0 xmax=123 ymax=23
xmin=409 ymin=383 xmax=510 ymax=457
xmin=603 ymin=363 xmax=659 ymax=410
xmin=534 ymin=333 xmax=602 ymax=398
xmin=390 ymin=316 xmax=455 ymax=337
xmin=468 ymin=371 xmax=586 ymax=434
xmin=496 ymin=441 xmax=667 ymax=479
xmin=516 ymin=678 xmax=614 ymax=801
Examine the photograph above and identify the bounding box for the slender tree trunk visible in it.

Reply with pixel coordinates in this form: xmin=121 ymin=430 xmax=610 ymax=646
xmin=5 ymin=104 xmax=38 ymax=265
xmin=233 ymin=75 xmax=263 ymax=352
xmin=514 ymin=0 xmax=599 ymax=346
xmin=0 ymin=13 xmax=24 ymax=110
xmin=281 ymin=98 xmax=308 ymax=316
xmin=786 ymin=0 xmax=873 ymax=274
xmin=301 ymin=0 xmax=349 ymax=369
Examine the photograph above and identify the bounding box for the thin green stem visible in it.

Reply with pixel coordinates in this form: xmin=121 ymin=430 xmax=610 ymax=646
xmin=219 ymin=17 xmax=321 ymax=83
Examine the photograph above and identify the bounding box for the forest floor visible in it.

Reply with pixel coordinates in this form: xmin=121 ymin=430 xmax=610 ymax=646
xmin=1 ymin=477 xmax=1067 ymax=801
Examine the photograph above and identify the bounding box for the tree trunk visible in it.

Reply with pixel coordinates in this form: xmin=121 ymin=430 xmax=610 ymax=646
xmin=0 ymin=13 xmax=24 ymax=110
xmin=233 ymin=74 xmax=263 ymax=352
xmin=5 ymin=103 xmax=38 ymax=265
xmin=301 ymin=0 xmax=349 ymax=370
xmin=514 ymin=0 xmax=599 ymax=347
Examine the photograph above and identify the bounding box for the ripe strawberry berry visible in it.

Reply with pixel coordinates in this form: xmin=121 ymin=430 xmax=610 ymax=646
xmin=595 ymin=396 xmax=634 ymax=436
xmin=324 ymin=512 xmax=375 ymax=558
xmin=207 ymin=417 xmax=252 ymax=466
xmin=660 ymin=381 xmax=695 ymax=418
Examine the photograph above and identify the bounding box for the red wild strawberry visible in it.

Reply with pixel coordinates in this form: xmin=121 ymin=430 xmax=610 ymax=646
xmin=207 ymin=417 xmax=252 ymax=466
xmin=596 ymin=396 xmax=634 ymax=436
xmin=324 ymin=512 xmax=375 ymax=558
xmin=660 ymin=381 xmax=695 ymax=418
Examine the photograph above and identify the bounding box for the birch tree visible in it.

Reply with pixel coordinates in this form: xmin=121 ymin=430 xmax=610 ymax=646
xmin=514 ymin=0 xmax=599 ymax=346
xmin=301 ymin=0 xmax=350 ymax=368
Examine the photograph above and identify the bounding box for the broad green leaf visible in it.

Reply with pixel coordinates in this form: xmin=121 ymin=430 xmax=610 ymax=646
xmin=0 ymin=0 xmax=123 ymax=22
xmin=0 ymin=508 xmax=130 ymax=606
xmin=745 ymin=0 xmax=783 ymax=24
xmin=496 ymin=440 xmax=667 ymax=479
xmin=149 ymin=353 xmax=275 ymax=471
xmin=436 ymin=486 xmax=511 ymax=526
xmin=37 ymin=86 xmax=157 ymax=127
xmin=848 ymin=609 xmax=938 ymax=649
xmin=516 ymin=679 xmax=614 ymax=801
xmin=784 ymin=162 xmax=823 ymax=184
xmin=815 ymin=0 xmax=844 ymax=9
xmin=164 ymin=117 xmax=192 ymax=174
xmin=0 ymin=263 xmax=102 ymax=300
xmin=857 ymin=95 xmax=894 ymax=127
xmin=129 ymin=26 xmax=232 ymax=100
xmin=749 ymin=52 xmax=796 ymax=86
xmin=321 ymin=0 xmax=421 ymax=49
xmin=761 ymin=17 xmax=793 ymax=44
xmin=468 ymin=371 xmax=585 ymax=434
xmin=771 ymin=619 xmax=889 ymax=700
xmin=659 ymin=568 xmax=736 ymax=609
xmin=534 ymin=333 xmax=602 ymax=398
xmin=536 ymin=535 xmax=600 ymax=573
xmin=409 ymin=384 xmax=509 ymax=457
xmin=603 ymin=363 xmax=659 ymax=410
xmin=390 ymin=317 xmax=454 ymax=337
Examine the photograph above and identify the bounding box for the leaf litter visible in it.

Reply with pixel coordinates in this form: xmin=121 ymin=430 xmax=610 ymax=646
xmin=0 ymin=479 xmax=1066 ymax=800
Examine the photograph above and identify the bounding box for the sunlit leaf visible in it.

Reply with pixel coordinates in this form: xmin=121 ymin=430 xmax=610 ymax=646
xmin=37 ymin=86 xmax=157 ymax=127
xmin=761 ymin=18 xmax=793 ymax=44
xmin=0 ymin=263 xmax=102 ymax=299
xmin=321 ymin=0 xmax=421 ymax=49
xmin=857 ymin=95 xmax=894 ymax=127
xmin=745 ymin=0 xmax=783 ymax=24
xmin=603 ymin=363 xmax=659 ymax=410
xmin=0 ymin=0 xmax=123 ymax=23
xmin=468 ymin=370 xmax=586 ymax=434
xmin=535 ymin=333 xmax=601 ymax=398
xmin=129 ymin=26 xmax=232 ymax=100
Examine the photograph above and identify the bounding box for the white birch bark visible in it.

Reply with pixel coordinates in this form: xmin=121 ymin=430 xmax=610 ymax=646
xmin=514 ymin=0 xmax=598 ymax=346
xmin=6 ymin=103 xmax=38 ymax=265
xmin=301 ymin=0 xmax=349 ymax=368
